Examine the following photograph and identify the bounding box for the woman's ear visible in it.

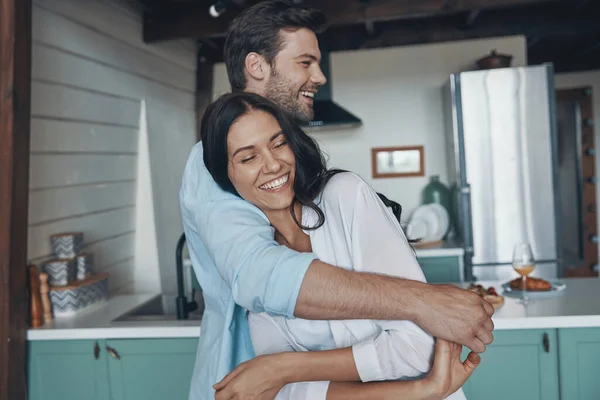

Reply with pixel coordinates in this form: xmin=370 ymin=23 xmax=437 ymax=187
xmin=245 ymin=52 xmax=268 ymax=83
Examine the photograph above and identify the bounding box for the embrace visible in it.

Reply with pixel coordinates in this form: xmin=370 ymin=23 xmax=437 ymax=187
xmin=179 ymin=1 xmax=495 ymax=399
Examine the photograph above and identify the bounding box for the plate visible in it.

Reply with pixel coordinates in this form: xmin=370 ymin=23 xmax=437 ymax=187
xmin=426 ymin=204 xmax=449 ymax=241
xmin=501 ymin=280 xmax=566 ymax=298
xmin=410 ymin=205 xmax=439 ymax=242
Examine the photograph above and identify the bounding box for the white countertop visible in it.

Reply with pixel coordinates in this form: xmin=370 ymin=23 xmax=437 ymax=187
xmin=414 ymin=241 xmax=464 ymax=258
xmin=27 ymin=293 xmax=202 ymax=341
xmin=27 ymin=278 xmax=600 ymax=341
xmin=464 ymin=278 xmax=600 ymax=330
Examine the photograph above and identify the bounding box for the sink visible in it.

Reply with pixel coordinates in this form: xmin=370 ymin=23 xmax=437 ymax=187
xmin=112 ymin=294 xmax=204 ymax=322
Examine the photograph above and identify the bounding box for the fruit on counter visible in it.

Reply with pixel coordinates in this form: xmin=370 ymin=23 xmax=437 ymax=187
xmin=468 ymin=283 xmax=504 ymax=308
xmin=508 ymin=276 xmax=552 ymax=291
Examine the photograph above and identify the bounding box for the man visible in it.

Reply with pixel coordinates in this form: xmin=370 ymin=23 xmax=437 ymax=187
xmin=179 ymin=1 xmax=494 ymax=399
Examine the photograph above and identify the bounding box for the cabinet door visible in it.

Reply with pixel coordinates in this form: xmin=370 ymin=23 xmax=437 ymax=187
xmin=417 ymin=256 xmax=461 ymax=283
xmin=460 ymin=329 xmax=559 ymax=400
xmin=107 ymin=338 xmax=198 ymax=400
xmin=558 ymin=327 xmax=600 ymax=400
xmin=28 ymin=339 xmax=110 ymax=400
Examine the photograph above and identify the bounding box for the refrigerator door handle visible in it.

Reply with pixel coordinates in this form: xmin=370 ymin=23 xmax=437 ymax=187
xmin=461 ymin=183 xmax=475 ymax=281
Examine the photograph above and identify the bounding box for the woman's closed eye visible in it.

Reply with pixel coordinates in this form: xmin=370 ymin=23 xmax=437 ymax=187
xmin=240 ymin=155 xmax=256 ymax=164
xmin=273 ymin=140 xmax=287 ymax=149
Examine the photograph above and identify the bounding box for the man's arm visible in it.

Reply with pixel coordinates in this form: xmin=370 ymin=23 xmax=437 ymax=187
xmin=295 ymin=172 xmax=494 ymax=353
xmin=182 ymin=144 xmax=492 ymax=351
xmin=296 ymin=262 xmax=494 ymax=353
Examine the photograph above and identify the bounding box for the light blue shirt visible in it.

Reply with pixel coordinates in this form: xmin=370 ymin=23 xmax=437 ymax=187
xmin=179 ymin=142 xmax=317 ymax=400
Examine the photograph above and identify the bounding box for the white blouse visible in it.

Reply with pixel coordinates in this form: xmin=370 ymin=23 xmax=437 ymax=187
xmin=248 ymin=172 xmax=466 ymax=400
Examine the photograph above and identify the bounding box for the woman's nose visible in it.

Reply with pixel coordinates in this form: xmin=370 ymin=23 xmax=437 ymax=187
xmin=262 ymin=153 xmax=282 ymax=174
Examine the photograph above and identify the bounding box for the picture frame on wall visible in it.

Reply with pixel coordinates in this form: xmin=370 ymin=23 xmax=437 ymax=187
xmin=371 ymin=146 xmax=425 ymax=178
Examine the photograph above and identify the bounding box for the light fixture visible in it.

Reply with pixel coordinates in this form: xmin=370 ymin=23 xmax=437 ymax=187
xmin=209 ymin=0 xmax=227 ymax=18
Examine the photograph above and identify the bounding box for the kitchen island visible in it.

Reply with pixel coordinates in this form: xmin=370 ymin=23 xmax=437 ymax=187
xmin=27 ymin=277 xmax=600 ymax=400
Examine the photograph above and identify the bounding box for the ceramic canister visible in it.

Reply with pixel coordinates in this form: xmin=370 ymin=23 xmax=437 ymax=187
xmin=50 ymin=232 xmax=84 ymax=259
xmin=42 ymin=258 xmax=77 ymax=286
xmin=76 ymin=253 xmax=94 ymax=280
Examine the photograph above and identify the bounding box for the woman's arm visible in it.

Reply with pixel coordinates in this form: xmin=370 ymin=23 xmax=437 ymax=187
xmin=214 ymin=339 xmax=480 ymax=400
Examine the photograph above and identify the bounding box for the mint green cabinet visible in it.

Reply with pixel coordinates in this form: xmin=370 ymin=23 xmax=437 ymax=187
xmin=28 ymin=340 xmax=110 ymax=400
xmin=558 ymin=327 xmax=600 ymax=400
xmin=417 ymin=256 xmax=461 ymax=283
xmin=107 ymin=338 xmax=198 ymax=400
xmin=28 ymin=338 xmax=198 ymax=400
xmin=461 ymin=329 xmax=560 ymax=400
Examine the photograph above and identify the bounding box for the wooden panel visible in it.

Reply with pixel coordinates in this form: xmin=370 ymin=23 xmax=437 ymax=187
xmin=28 ymin=339 xmax=110 ymax=400
xmin=29 ymin=182 xmax=136 ymax=224
xmin=32 ymin=45 xmax=194 ymax=111
xmin=558 ymin=327 xmax=600 ymax=400
xmin=103 ymin=258 xmax=136 ymax=293
xmin=30 ymin=118 xmax=138 ymax=153
xmin=0 ymin=0 xmax=31 ymax=398
xmin=557 ymin=87 xmax=598 ymax=276
xmin=29 ymin=154 xmax=137 ymax=189
xmin=32 ymin=9 xmax=195 ymax=91
xmin=31 ymin=81 xmax=141 ymax=127
xmin=85 ymin=233 xmax=135 ymax=271
xmin=417 ymin=256 xmax=461 ymax=283
xmin=28 ymin=207 xmax=135 ymax=260
xmin=107 ymin=338 xmax=197 ymax=400
xmin=461 ymin=329 xmax=559 ymax=400
xmin=32 ymin=0 xmax=196 ymax=71
xmin=143 ymin=0 xmax=560 ymax=42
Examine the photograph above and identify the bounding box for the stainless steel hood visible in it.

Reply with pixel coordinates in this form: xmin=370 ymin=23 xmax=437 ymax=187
xmin=300 ymin=52 xmax=362 ymax=130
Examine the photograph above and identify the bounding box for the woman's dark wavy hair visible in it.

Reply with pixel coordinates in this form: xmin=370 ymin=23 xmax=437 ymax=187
xmin=201 ymin=92 xmax=408 ymax=232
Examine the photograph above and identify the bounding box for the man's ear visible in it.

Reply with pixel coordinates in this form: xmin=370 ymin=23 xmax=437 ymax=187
xmin=244 ymin=52 xmax=269 ymax=82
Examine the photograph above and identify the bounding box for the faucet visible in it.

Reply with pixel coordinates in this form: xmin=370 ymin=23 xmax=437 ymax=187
xmin=175 ymin=232 xmax=198 ymax=319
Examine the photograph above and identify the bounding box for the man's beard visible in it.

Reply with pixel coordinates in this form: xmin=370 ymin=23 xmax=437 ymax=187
xmin=264 ymin=70 xmax=314 ymax=122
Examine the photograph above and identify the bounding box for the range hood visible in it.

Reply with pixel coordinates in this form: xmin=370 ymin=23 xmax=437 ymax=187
xmin=300 ymin=52 xmax=362 ymax=130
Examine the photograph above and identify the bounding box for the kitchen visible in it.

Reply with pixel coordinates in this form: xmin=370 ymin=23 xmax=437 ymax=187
xmin=2 ymin=0 xmax=600 ymax=399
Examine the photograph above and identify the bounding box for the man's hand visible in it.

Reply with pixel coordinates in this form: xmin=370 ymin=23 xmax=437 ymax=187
xmin=411 ymin=284 xmax=495 ymax=353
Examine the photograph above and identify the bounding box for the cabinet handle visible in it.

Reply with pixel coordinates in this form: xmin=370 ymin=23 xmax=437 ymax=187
xmin=93 ymin=341 xmax=100 ymax=360
xmin=543 ymin=333 xmax=550 ymax=353
xmin=106 ymin=345 xmax=121 ymax=360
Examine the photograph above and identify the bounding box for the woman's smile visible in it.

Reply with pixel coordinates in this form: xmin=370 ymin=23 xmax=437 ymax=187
xmin=259 ymin=173 xmax=290 ymax=191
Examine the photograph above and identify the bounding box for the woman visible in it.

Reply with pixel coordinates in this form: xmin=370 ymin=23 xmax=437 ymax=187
xmin=201 ymin=92 xmax=479 ymax=400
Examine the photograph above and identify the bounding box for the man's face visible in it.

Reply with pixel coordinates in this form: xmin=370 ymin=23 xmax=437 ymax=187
xmin=263 ymin=28 xmax=327 ymax=122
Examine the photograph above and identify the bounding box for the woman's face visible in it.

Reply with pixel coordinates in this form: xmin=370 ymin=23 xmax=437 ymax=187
xmin=227 ymin=109 xmax=296 ymax=213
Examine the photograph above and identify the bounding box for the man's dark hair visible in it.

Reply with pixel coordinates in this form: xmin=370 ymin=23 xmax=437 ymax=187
xmin=224 ymin=0 xmax=327 ymax=92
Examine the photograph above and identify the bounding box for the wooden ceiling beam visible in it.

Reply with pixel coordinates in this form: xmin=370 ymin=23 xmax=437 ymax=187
xmin=143 ymin=0 xmax=563 ymax=43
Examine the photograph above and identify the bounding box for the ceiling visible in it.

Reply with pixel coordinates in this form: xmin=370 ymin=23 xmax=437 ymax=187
xmin=130 ymin=0 xmax=600 ymax=73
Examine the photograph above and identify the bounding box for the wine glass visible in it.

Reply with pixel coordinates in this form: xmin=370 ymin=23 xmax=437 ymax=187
xmin=512 ymin=243 xmax=535 ymax=304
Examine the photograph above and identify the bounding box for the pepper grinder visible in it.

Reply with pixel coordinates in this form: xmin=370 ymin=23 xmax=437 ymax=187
xmin=39 ymin=272 xmax=53 ymax=324
xmin=29 ymin=265 xmax=43 ymax=328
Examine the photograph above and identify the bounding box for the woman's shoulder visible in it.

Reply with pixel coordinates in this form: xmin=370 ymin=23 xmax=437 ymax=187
xmin=320 ymin=171 xmax=373 ymax=205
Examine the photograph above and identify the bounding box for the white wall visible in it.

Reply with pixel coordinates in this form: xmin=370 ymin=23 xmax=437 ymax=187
xmin=555 ymin=70 xmax=600 ymax=260
xmin=213 ymin=35 xmax=527 ymax=221
xmin=29 ymin=0 xmax=197 ymax=293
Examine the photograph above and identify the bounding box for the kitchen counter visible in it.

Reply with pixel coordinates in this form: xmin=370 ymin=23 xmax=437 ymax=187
xmin=414 ymin=240 xmax=464 ymax=258
xmin=461 ymin=278 xmax=600 ymax=330
xmin=27 ymin=278 xmax=600 ymax=341
xmin=27 ymin=293 xmax=202 ymax=341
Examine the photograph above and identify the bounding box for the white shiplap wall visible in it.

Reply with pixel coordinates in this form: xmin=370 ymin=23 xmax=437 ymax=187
xmin=29 ymin=0 xmax=197 ymax=293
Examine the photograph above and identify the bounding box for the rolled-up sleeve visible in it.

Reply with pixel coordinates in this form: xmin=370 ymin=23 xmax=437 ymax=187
xmin=179 ymin=143 xmax=316 ymax=317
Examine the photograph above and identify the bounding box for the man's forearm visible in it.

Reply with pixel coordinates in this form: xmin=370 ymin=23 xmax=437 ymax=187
xmin=294 ymin=260 xmax=426 ymax=321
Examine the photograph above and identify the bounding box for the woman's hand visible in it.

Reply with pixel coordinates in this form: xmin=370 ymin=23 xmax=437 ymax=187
xmin=425 ymin=338 xmax=481 ymax=399
xmin=213 ymin=354 xmax=288 ymax=400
